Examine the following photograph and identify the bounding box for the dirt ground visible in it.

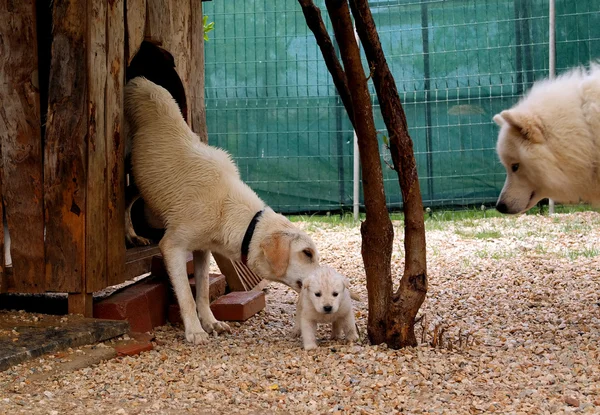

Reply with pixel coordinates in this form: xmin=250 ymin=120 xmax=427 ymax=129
xmin=0 ymin=211 xmax=599 ymax=414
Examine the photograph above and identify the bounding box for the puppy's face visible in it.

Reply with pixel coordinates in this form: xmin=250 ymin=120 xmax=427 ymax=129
xmin=260 ymin=230 xmax=320 ymax=292
xmin=303 ymin=267 xmax=347 ymax=315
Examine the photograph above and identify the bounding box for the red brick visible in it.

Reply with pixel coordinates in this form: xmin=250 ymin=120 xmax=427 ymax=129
xmin=210 ymin=291 xmax=265 ymax=322
xmin=189 ymin=274 xmax=227 ymax=302
xmin=93 ymin=279 xmax=167 ymax=332
xmin=130 ymin=332 xmax=155 ymax=343
xmin=115 ymin=340 xmax=153 ymax=357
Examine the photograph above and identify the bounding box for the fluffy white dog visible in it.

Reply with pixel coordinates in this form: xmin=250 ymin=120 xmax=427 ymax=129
xmin=494 ymin=62 xmax=600 ymax=214
xmin=293 ymin=266 xmax=359 ymax=350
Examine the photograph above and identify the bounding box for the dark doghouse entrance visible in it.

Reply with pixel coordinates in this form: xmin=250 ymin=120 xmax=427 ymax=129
xmin=125 ymin=40 xmax=188 ymax=246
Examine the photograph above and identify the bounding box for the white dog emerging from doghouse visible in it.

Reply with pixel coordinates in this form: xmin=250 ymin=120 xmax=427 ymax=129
xmin=125 ymin=77 xmax=322 ymax=345
xmin=293 ymin=265 xmax=359 ymax=350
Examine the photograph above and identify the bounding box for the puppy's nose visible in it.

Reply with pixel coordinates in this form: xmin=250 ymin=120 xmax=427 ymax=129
xmin=323 ymin=305 xmax=332 ymax=313
xmin=496 ymin=201 xmax=508 ymax=214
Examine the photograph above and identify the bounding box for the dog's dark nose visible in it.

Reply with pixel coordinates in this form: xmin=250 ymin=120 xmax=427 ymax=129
xmin=323 ymin=305 xmax=332 ymax=313
xmin=496 ymin=201 xmax=508 ymax=214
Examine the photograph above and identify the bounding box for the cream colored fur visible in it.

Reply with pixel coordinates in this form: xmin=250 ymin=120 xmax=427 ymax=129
xmin=494 ymin=62 xmax=600 ymax=214
xmin=293 ymin=266 xmax=359 ymax=350
xmin=125 ymin=77 xmax=321 ymax=344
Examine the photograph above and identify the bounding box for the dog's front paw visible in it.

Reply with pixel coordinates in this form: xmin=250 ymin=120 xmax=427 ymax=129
xmin=185 ymin=329 xmax=210 ymax=345
xmin=201 ymin=319 xmax=231 ymax=335
xmin=291 ymin=326 xmax=301 ymax=338
xmin=303 ymin=342 xmax=318 ymax=351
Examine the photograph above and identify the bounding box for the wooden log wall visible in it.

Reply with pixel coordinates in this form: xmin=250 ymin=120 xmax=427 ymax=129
xmin=0 ymin=1 xmax=46 ymax=293
xmin=0 ymin=0 xmax=207 ymax=306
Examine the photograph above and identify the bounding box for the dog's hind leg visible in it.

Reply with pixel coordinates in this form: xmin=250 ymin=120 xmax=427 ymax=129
xmin=341 ymin=312 xmax=359 ymax=343
xmin=331 ymin=320 xmax=343 ymax=340
xmin=160 ymin=234 xmax=208 ymax=345
xmin=194 ymin=250 xmax=231 ymax=335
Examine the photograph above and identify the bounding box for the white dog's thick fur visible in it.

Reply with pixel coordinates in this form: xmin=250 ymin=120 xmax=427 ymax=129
xmin=124 ymin=77 xmax=321 ymax=344
xmin=293 ymin=266 xmax=359 ymax=350
xmin=494 ymin=62 xmax=600 ymax=214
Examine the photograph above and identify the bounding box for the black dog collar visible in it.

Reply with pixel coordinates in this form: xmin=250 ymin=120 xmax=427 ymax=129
xmin=241 ymin=209 xmax=265 ymax=266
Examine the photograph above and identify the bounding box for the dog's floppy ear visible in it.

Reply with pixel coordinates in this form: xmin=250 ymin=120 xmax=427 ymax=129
xmin=492 ymin=113 xmax=505 ymax=126
xmin=499 ymin=110 xmax=544 ymax=143
xmin=260 ymin=232 xmax=292 ymax=279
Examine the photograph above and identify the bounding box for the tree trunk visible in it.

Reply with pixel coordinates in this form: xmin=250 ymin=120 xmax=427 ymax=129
xmin=324 ymin=0 xmax=394 ymax=345
xmin=349 ymin=0 xmax=427 ymax=348
xmin=299 ymin=0 xmax=427 ymax=348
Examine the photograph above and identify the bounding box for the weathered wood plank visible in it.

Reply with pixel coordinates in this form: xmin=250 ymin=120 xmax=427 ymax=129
xmin=190 ymin=0 xmax=208 ymax=141
xmin=85 ymin=0 xmax=109 ymax=293
xmin=44 ymin=0 xmax=88 ymax=293
xmin=126 ymin=0 xmax=146 ymax=65
xmin=0 ymin=179 xmax=4 ymax=292
xmin=145 ymin=0 xmax=192 ymax=122
xmin=106 ymin=0 xmax=126 ymax=288
xmin=0 ymin=0 xmax=46 ymax=292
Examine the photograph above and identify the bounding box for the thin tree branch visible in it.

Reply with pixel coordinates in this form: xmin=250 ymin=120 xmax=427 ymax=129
xmin=297 ymin=0 xmax=355 ymax=129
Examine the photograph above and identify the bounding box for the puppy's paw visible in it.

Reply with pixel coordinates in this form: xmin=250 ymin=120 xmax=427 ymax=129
xmin=346 ymin=331 xmax=360 ymax=343
xmin=185 ymin=329 xmax=209 ymax=345
xmin=303 ymin=342 xmax=318 ymax=351
xmin=291 ymin=326 xmax=301 ymax=338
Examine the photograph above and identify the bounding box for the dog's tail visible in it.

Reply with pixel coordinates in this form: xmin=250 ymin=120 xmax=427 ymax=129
xmin=350 ymin=289 xmax=361 ymax=302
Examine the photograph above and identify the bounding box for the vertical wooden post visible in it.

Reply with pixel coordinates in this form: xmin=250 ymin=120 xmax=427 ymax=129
xmin=0 ymin=0 xmax=46 ymax=293
xmin=44 ymin=0 xmax=88 ymax=298
xmin=106 ymin=0 xmax=126 ymax=288
xmin=190 ymin=0 xmax=208 ymax=142
xmin=86 ymin=0 xmax=109 ymax=294
xmin=68 ymin=293 xmax=93 ymax=317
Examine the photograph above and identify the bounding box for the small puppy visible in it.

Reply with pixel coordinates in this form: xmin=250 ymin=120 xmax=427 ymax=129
xmin=293 ymin=266 xmax=359 ymax=350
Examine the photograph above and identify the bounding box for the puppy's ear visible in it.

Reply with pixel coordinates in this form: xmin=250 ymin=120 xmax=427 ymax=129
xmin=492 ymin=113 xmax=505 ymax=126
xmin=260 ymin=232 xmax=292 ymax=279
xmin=499 ymin=110 xmax=544 ymax=143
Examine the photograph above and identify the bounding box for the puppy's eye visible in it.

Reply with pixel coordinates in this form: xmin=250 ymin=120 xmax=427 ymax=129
xmin=332 ymin=292 xmax=338 ymax=297
xmin=302 ymin=249 xmax=313 ymax=259
xmin=315 ymin=292 xmax=322 ymax=297
xmin=511 ymin=163 xmax=519 ymax=173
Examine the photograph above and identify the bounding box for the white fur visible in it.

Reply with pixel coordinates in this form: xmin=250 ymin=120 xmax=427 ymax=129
xmin=125 ymin=77 xmax=321 ymax=344
xmin=293 ymin=266 xmax=359 ymax=350
xmin=494 ymin=62 xmax=600 ymax=214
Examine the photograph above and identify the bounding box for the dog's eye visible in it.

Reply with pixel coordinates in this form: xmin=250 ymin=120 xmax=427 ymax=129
xmin=511 ymin=163 xmax=519 ymax=173
xmin=332 ymin=292 xmax=338 ymax=297
xmin=315 ymin=292 xmax=321 ymax=297
xmin=303 ymin=249 xmax=313 ymax=259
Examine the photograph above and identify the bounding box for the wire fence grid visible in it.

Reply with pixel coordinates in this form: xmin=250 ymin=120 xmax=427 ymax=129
xmin=202 ymin=0 xmax=600 ymax=214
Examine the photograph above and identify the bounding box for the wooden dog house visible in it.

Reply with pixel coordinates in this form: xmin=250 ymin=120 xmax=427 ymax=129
xmin=0 ymin=0 xmax=215 ymax=315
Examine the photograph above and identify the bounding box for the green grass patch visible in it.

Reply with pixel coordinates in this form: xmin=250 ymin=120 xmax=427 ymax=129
xmin=565 ymin=246 xmax=600 ymax=260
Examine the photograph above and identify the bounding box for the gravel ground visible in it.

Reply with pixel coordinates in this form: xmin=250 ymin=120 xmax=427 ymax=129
xmin=1 ymin=211 xmax=599 ymax=414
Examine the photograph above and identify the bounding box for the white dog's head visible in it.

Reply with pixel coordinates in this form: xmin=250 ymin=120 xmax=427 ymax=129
xmin=492 ymin=109 xmax=583 ymax=214
xmin=302 ymin=266 xmax=349 ymax=315
xmin=251 ymin=210 xmax=321 ymax=292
